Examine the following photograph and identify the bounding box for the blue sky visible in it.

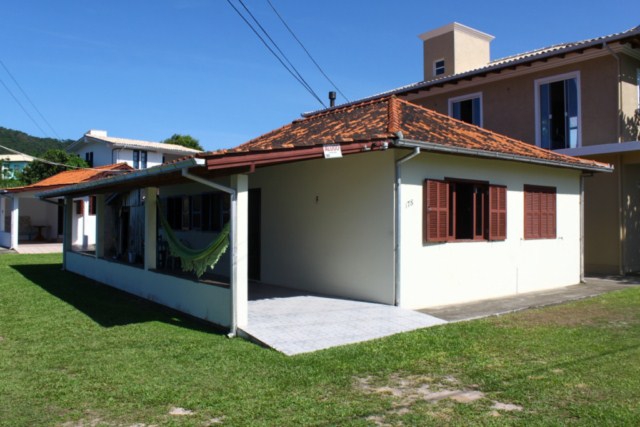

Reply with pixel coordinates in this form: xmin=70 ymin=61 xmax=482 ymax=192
xmin=1 ymin=1 xmax=637 ymax=151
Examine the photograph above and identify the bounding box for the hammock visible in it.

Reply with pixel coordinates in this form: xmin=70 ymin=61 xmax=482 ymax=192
xmin=156 ymin=199 xmax=230 ymax=278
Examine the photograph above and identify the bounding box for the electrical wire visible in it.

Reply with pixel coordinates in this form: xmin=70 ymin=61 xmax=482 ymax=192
xmin=266 ymin=0 xmax=349 ymax=103
xmin=0 ymin=59 xmax=61 ymax=139
xmin=224 ymin=0 xmax=327 ymax=108
xmin=0 ymin=77 xmax=49 ymax=138
xmin=236 ymin=0 xmax=324 ymax=106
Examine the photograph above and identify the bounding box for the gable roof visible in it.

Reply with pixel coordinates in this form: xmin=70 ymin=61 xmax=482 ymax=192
xmin=2 ymin=163 xmax=133 ymax=194
xmin=204 ymin=96 xmax=610 ymax=173
xmin=305 ymin=24 xmax=640 ymax=113
xmin=66 ymin=132 xmax=202 ymax=155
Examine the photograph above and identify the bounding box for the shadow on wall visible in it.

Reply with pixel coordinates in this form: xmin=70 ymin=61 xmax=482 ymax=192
xmin=10 ymin=263 xmax=226 ymax=334
xmin=621 ymin=112 xmax=640 ymax=142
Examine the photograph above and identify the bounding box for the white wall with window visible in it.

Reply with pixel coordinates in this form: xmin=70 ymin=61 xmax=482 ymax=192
xmin=535 ymin=71 xmax=581 ymax=150
xmin=448 ymin=92 xmax=483 ymax=126
xmin=400 ymin=152 xmax=581 ymax=308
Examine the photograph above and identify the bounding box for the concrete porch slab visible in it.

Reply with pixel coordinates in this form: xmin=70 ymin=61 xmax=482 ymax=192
xmin=15 ymin=243 xmax=63 ymax=254
xmin=242 ymin=294 xmax=447 ymax=356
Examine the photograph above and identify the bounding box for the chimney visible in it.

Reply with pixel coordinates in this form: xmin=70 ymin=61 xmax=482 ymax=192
xmin=86 ymin=129 xmax=108 ymax=137
xmin=328 ymin=91 xmax=337 ymax=107
xmin=418 ymin=22 xmax=494 ymax=81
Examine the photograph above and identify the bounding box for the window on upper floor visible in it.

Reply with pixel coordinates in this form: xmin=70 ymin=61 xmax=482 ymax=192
xmin=449 ymin=93 xmax=482 ymax=126
xmin=434 ymin=59 xmax=445 ymax=77
xmin=132 ymin=150 xmax=148 ymax=169
xmin=423 ymin=178 xmax=506 ymax=243
xmin=535 ymin=72 xmax=580 ymax=150
xmin=524 ymin=185 xmax=556 ymax=239
xmin=85 ymin=152 xmax=94 ymax=167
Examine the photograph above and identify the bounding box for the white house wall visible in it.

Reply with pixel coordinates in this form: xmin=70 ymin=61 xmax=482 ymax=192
xmin=112 ymin=149 xmax=164 ymax=169
xmin=66 ymin=252 xmax=231 ymax=326
xmin=72 ymin=140 xmax=113 ymax=167
xmin=251 ymin=150 xmax=396 ymax=304
xmin=400 ymin=152 xmax=582 ymax=309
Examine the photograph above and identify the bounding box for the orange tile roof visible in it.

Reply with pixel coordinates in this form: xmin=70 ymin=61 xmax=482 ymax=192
xmin=204 ymin=96 xmax=610 ymax=172
xmin=4 ymin=163 xmax=134 ymax=193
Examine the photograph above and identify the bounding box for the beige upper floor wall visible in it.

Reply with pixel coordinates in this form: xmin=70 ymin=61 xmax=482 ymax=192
xmin=407 ymin=51 xmax=640 ymax=146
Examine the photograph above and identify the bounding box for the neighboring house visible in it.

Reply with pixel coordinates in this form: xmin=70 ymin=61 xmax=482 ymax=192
xmin=39 ymin=96 xmax=610 ymax=333
xmin=67 ymin=130 xmax=202 ymax=169
xmin=0 ymin=164 xmax=132 ymax=251
xmin=0 ymin=154 xmax=34 ymax=180
xmin=356 ymin=22 xmax=640 ymax=275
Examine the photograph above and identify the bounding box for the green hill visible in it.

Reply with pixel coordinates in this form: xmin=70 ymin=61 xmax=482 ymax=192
xmin=0 ymin=127 xmax=73 ymax=156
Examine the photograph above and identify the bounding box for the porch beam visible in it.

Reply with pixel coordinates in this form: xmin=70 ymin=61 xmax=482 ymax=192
xmin=144 ymin=188 xmax=157 ymax=271
xmin=10 ymin=196 xmax=19 ymax=250
xmin=231 ymin=174 xmax=249 ymax=331
xmin=62 ymin=196 xmax=73 ymax=270
xmin=95 ymin=194 xmax=105 ymax=259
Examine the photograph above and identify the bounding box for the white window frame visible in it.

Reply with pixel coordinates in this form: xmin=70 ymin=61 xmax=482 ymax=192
xmin=433 ymin=58 xmax=445 ymax=76
xmin=448 ymin=92 xmax=483 ymax=127
xmin=534 ymin=71 xmax=582 ymax=149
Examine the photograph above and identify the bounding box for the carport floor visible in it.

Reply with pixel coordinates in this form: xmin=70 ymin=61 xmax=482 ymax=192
xmin=241 ymin=285 xmax=447 ymax=356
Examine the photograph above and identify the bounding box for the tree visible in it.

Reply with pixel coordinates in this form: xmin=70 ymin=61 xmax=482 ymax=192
xmin=18 ymin=149 xmax=88 ymax=185
xmin=162 ymin=134 xmax=204 ymax=151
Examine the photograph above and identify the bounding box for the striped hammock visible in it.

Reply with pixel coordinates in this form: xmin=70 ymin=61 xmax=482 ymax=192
xmin=156 ymin=199 xmax=230 ymax=278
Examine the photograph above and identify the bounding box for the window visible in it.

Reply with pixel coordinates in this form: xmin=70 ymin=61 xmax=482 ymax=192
xmin=434 ymin=59 xmax=445 ymax=76
xmin=132 ymin=150 xmax=148 ymax=169
xmin=75 ymin=200 xmax=84 ymax=215
xmin=535 ymin=72 xmax=580 ymax=150
xmin=449 ymin=93 xmax=482 ymax=126
xmin=424 ymin=179 xmax=506 ymax=243
xmin=88 ymin=196 xmax=96 ymax=216
xmin=165 ymin=193 xmax=230 ymax=232
xmin=524 ymin=185 xmax=556 ymax=239
xmin=85 ymin=152 xmax=94 ymax=167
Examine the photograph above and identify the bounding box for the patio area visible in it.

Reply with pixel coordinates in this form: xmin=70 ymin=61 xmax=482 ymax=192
xmin=15 ymin=242 xmax=63 ymax=254
xmin=241 ymin=283 xmax=447 ymax=356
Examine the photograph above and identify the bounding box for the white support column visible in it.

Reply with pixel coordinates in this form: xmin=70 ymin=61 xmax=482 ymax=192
xmin=144 ymin=188 xmax=158 ymax=271
xmin=10 ymin=196 xmax=19 ymax=250
xmin=0 ymin=197 xmax=5 ymax=233
xmin=95 ymin=194 xmax=105 ymax=259
xmin=231 ymin=174 xmax=249 ymax=331
xmin=62 ymin=196 xmax=73 ymax=270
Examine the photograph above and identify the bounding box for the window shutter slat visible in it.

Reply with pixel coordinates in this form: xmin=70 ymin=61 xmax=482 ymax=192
xmin=488 ymin=185 xmax=507 ymax=241
xmin=524 ymin=185 xmax=556 ymax=239
xmin=424 ymin=179 xmax=449 ymax=243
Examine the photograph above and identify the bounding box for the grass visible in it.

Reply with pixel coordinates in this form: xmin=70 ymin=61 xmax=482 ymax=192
xmin=1 ymin=253 xmax=640 ymax=426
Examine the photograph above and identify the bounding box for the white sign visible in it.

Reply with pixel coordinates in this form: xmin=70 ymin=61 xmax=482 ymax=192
xmin=323 ymin=144 xmax=342 ymax=159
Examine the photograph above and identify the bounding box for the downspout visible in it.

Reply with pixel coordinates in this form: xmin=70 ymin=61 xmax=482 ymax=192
xmin=180 ymin=168 xmax=240 ymax=337
xmin=394 ymin=134 xmax=420 ymax=307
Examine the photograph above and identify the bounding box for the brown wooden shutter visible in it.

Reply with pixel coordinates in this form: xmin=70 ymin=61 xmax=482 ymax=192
xmin=423 ymin=179 xmax=449 ymax=243
xmin=488 ymin=185 xmax=507 ymax=240
xmin=75 ymin=200 xmax=84 ymax=215
xmin=546 ymin=190 xmax=556 ymax=238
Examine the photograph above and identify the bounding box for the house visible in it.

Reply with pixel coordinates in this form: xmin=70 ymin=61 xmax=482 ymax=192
xmin=38 ymin=96 xmax=610 ymax=334
xmin=67 ymin=130 xmax=202 ymax=169
xmin=358 ymin=22 xmax=640 ymax=275
xmin=0 ymin=153 xmax=34 ymax=180
xmin=0 ymin=164 xmax=132 ymax=251
xmin=0 ymin=130 xmax=202 ymax=252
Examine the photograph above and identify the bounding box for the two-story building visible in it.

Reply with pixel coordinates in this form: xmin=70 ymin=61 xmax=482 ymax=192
xmin=351 ymin=23 xmax=640 ymax=275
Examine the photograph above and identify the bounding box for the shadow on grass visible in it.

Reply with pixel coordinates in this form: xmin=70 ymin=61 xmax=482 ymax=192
xmin=11 ymin=263 xmax=226 ymax=335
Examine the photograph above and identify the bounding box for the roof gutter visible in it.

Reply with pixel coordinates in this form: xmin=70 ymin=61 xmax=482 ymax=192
xmin=394 ymin=138 xmax=612 ymax=173
xmin=36 ymin=157 xmax=203 ymax=199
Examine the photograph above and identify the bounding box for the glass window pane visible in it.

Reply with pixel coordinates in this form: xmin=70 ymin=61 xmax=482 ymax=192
xmin=539 ymin=83 xmax=551 ymax=149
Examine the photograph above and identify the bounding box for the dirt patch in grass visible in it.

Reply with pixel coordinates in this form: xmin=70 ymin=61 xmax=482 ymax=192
xmin=499 ymin=301 xmax=639 ymax=328
xmin=355 ymin=373 xmax=522 ymax=423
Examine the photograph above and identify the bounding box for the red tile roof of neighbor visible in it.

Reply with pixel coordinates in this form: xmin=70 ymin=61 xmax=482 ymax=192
xmin=203 ymin=96 xmax=611 ymax=172
xmin=3 ymin=163 xmax=134 ymax=193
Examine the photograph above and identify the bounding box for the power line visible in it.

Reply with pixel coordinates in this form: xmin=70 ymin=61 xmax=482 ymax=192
xmin=0 ymin=77 xmax=49 ymax=138
xmin=266 ymin=0 xmax=349 ymax=103
xmin=236 ymin=0 xmax=324 ymax=106
xmin=0 ymin=59 xmax=61 ymax=139
xmin=224 ymin=0 xmax=326 ymax=108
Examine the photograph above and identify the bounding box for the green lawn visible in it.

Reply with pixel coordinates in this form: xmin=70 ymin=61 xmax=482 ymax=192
xmin=1 ymin=254 xmax=640 ymax=426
